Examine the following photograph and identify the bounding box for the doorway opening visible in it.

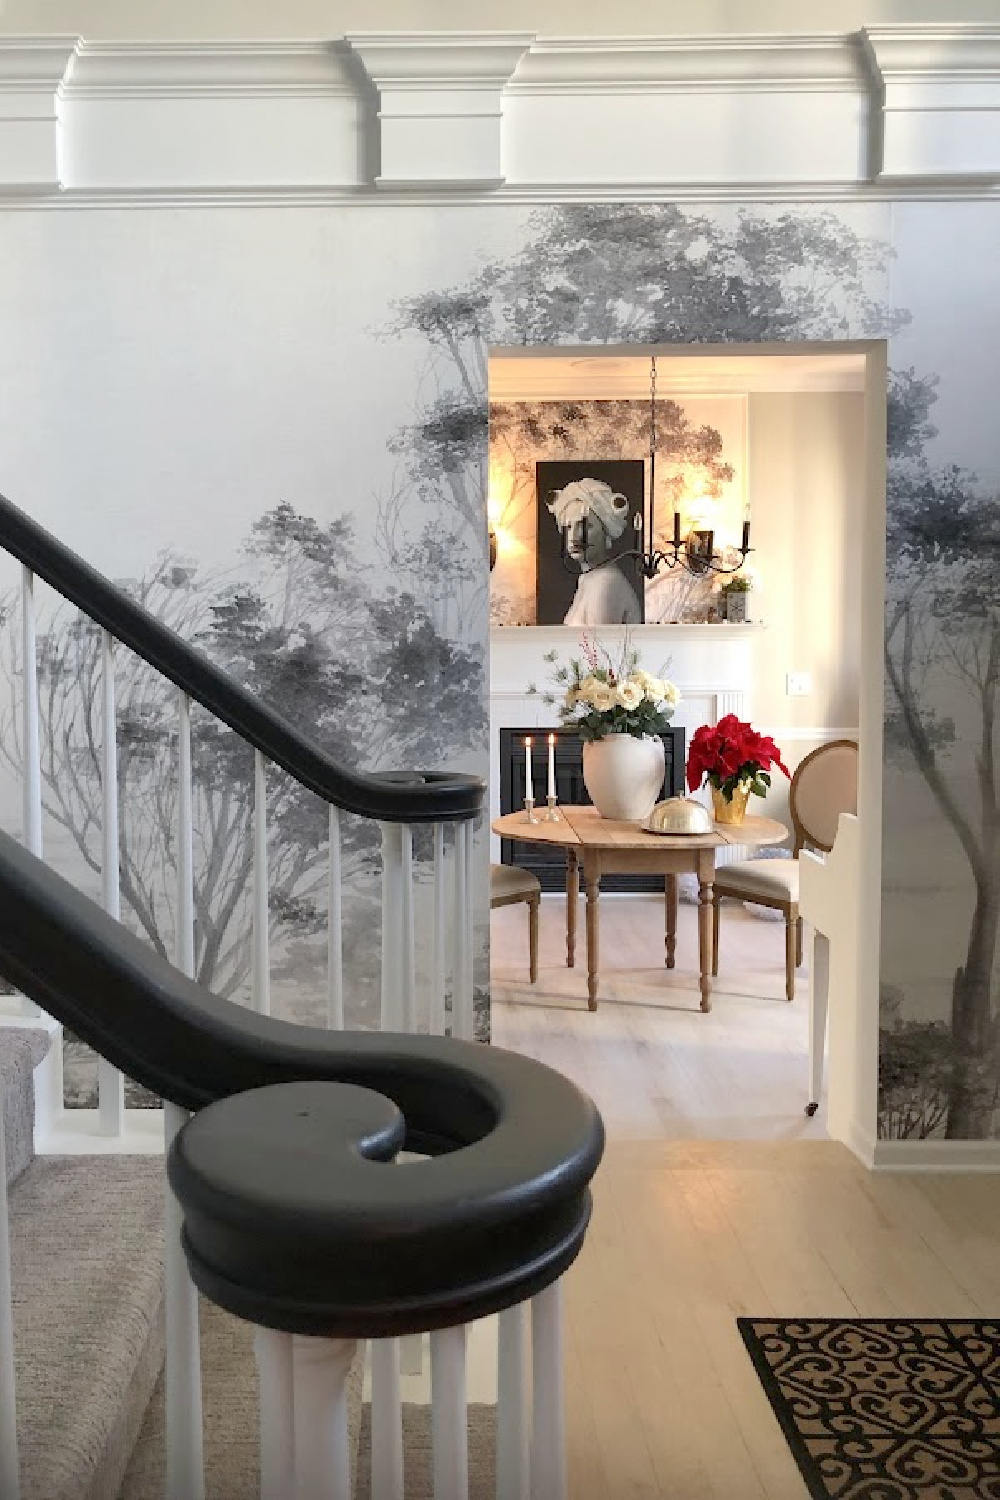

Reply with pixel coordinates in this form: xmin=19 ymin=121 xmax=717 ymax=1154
xmin=486 ymin=340 xmax=885 ymax=1148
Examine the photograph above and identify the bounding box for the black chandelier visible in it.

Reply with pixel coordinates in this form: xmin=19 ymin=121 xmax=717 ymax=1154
xmin=626 ymin=354 xmax=752 ymax=579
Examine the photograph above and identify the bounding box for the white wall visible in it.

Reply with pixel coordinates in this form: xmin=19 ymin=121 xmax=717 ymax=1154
xmin=3 ymin=0 xmax=999 ymax=38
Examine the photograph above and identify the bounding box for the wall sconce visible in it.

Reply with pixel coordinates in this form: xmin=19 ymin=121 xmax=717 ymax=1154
xmin=685 ymin=528 xmax=714 ymax=575
xmin=489 ymin=527 xmax=498 ymax=571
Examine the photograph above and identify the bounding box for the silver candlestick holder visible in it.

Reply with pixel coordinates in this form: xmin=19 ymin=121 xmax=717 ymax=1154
xmin=546 ymin=794 xmax=561 ymax=821
xmin=523 ymin=797 xmax=540 ymax=824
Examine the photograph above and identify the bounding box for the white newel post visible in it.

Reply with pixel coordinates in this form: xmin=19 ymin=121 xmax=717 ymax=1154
xmin=431 ymin=1324 xmax=469 ymax=1500
xmin=451 ymin=820 xmax=474 ymax=1041
xmin=165 ymin=690 xmax=205 ymax=1500
xmin=0 ymin=1066 xmax=20 ymax=1500
xmin=496 ymin=1302 xmax=530 ymax=1500
xmin=98 ymin=628 xmax=125 ymax=1135
xmin=292 ymin=1335 xmax=357 ymax=1500
xmin=327 ymin=805 xmax=344 ymax=1029
xmin=400 ymin=824 xmax=416 ymax=1034
xmin=530 ymin=1280 xmax=566 ymax=1500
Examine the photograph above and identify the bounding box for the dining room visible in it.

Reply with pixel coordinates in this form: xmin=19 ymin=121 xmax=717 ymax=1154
xmin=487 ymin=342 xmax=869 ymax=1144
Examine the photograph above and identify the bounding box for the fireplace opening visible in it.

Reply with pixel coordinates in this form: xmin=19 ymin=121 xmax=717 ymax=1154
xmin=498 ymin=725 xmax=685 ymax=891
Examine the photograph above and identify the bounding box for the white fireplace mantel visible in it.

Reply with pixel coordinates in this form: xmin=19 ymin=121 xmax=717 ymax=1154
xmin=489 ymin=622 xmax=763 ymax=858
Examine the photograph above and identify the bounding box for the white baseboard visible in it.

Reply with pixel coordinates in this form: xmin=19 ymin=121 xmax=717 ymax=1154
xmin=35 ymin=1106 xmax=165 ymax=1156
xmin=844 ymin=1116 xmax=876 ymax=1168
xmin=871 ymin=1137 xmax=1000 ymax=1172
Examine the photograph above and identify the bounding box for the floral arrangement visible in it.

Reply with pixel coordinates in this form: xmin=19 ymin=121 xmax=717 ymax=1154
xmin=686 ymin=713 xmax=789 ymax=802
xmin=529 ymin=631 xmax=680 ymax=742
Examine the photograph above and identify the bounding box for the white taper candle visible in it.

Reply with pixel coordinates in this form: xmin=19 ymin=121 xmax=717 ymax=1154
xmin=548 ymin=733 xmax=556 ymax=799
xmin=525 ymin=737 xmax=533 ymax=800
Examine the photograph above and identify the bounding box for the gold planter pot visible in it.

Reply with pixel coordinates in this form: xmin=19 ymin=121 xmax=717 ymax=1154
xmin=711 ymin=782 xmax=750 ymax=826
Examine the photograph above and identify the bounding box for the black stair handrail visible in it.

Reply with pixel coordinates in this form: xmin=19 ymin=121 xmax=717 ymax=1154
xmin=0 ymin=827 xmax=604 ymax=1330
xmin=0 ymin=493 xmax=483 ymax=823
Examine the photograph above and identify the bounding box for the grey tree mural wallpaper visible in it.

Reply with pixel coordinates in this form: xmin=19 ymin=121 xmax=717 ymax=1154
xmin=0 ymin=198 xmax=995 ymax=1137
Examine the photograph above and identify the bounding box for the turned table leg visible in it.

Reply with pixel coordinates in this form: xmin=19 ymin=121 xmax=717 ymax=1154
xmin=566 ymin=849 xmax=578 ymax=969
xmin=664 ymin=874 xmax=678 ymax=969
xmin=697 ymin=854 xmax=714 ymax=1013
xmin=584 ymin=860 xmax=600 ymax=1011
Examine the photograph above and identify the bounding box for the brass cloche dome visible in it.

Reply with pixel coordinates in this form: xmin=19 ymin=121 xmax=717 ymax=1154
xmin=645 ymin=796 xmax=713 ymax=836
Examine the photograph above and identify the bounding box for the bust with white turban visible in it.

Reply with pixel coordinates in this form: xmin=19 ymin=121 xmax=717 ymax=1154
xmin=546 ymin=477 xmax=642 ymax=626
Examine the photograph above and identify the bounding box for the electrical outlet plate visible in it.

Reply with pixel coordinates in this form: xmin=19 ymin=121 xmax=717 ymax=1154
xmin=786 ymin=671 xmax=812 ymax=697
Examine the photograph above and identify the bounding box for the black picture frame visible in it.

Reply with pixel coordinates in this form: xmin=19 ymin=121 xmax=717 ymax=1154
xmin=535 ymin=459 xmax=645 ymax=626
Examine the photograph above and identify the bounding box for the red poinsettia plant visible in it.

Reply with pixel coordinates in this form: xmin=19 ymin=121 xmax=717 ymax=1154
xmin=687 ymin=714 xmax=790 ymax=803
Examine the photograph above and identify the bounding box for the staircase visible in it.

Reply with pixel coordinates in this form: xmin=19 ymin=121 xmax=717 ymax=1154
xmin=0 ymin=491 xmax=604 ymax=1500
xmin=3 ymin=1027 xmax=163 ymax=1500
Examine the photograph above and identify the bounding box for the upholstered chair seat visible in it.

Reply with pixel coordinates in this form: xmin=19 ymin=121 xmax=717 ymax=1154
xmin=490 ymin=863 xmax=540 ymax=984
xmin=715 ymin=858 xmax=798 ymax=903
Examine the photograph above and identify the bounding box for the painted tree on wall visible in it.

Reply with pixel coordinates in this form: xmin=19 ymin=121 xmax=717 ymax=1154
xmin=882 ymin=370 xmax=1000 ymax=1138
xmin=0 ymin=503 xmax=484 ymax=1008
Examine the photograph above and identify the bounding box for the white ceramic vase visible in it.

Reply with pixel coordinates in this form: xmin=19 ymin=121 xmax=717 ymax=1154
xmin=582 ymin=734 xmax=666 ymax=822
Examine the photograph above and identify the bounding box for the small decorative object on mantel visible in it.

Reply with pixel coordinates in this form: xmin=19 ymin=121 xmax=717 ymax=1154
xmin=687 ymin=714 xmax=789 ymax=827
xmin=719 ymin=574 xmax=751 ymax=623
xmin=529 ymin=630 xmax=680 ymax=822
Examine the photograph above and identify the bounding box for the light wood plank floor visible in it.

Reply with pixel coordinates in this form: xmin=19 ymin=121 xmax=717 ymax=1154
xmin=491 ymin=896 xmax=1000 ymax=1499
xmin=492 ymin=892 xmax=825 ymax=1141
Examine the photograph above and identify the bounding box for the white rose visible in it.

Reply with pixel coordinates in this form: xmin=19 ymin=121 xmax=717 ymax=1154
xmin=663 ymin=681 xmax=681 ymax=706
xmin=589 ymin=682 xmax=616 ymax=712
xmin=618 ymin=680 xmax=644 ymax=710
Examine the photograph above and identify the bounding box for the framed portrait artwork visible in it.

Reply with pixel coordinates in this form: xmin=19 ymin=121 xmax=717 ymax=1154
xmin=535 ymin=459 xmax=645 ymax=626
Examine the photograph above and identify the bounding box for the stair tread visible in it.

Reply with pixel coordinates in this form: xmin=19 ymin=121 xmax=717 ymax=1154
xmin=11 ymin=1154 xmax=164 ymax=1500
xmin=1 ymin=1026 xmax=51 ymax=1188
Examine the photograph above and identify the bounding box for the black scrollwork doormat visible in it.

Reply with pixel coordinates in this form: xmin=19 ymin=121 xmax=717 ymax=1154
xmin=738 ymin=1319 xmax=1000 ymax=1499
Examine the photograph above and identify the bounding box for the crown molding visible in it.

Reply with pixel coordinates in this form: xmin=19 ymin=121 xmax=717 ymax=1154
xmin=345 ymin=32 xmax=536 ymax=88
xmin=0 ymin=35 xmax=79 ymax=89
xmin=861 ymin=23 xmax=1000 ymax=79
xmin=511 ymin=33 xmax=868 ymax=95
xmin=66 ymin=40 xmax=357 ymax=97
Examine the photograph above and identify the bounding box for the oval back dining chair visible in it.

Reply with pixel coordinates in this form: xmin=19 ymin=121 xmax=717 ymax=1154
xmin=711 ymin=739 xmax=859 ymax=1001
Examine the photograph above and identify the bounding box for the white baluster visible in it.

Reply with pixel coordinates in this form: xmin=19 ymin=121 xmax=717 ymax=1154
xmin=327 ymin=806 xmax=344 ymax=1030
xmin=380 ymin=825 xmax=403 ymax=1032
xmin=18 ymin=569 xmax=41 ymax=1019
xmin=452 ymin=821 xmax=476 ymax=1041
xmin=252 ymin=749 xmax=270 ymax=1015
xmin=0 ymin=1070 xmax=20 ymax=1500
xmin=464 ymin=819 xmax=475 ymax=1039
xmin=401 ymin=824 xmax=416 ymax=1034
xmin=530 ymin=1281 xmax=566 ymax=1500
xmin=256 ymin=1328 xmax=296 ymax=1500
xmin=451 ymin=821 xmax=467 ymax=1040
xmin=164 ymin=1101 xmax=205 ymax=1500
xmin=431 ymin=823 xmax=446 ymax=1036
xmin=370 ymin=1338 xmax=404 ymax=1500
xmin=431 ymin=1324 xmax=468 ymax=1500
xmin=496 ymin=1304 xmax=530 ymax=1500
xmin=98 ymin=628 xmax=125 ymax=1135
xmin=164 ymin=690 xmax=205 ymax=1500
xmin=292 ymin=1336 xmax=356 ymax=1500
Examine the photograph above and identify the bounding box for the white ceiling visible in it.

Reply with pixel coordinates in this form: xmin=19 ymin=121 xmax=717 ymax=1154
xmin=488 ymin=348 xmax=868 ymax=400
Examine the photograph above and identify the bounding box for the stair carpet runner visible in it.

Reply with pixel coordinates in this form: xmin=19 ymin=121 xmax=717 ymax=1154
xmin=3 ymin=1028 xmax=496 ymax=1498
